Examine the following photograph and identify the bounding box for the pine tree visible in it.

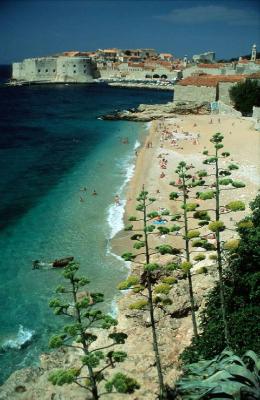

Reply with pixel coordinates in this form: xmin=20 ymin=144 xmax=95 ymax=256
xmin=119 ymin=190 xmax=174 ymax=400
xmin=48 ymin=262 xmax=139 ymax=399
xmin=198 ymin=132 xmax=246 ymax=347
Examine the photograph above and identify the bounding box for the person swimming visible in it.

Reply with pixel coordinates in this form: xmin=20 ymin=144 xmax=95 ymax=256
xmin=92 ymin=190 xmax=97 ymax=196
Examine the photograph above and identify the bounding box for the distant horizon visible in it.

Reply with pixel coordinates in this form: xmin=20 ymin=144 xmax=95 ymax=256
xmin=1 ymin=0 xmax=259 ymax=64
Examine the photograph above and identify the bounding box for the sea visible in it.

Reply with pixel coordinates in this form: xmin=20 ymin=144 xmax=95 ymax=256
xmin=0 ymin=65 xmax=172 ymax=383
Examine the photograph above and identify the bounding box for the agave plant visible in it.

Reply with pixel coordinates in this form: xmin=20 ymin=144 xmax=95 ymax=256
xmin=176 ymin=349 xmax=260 ymax=399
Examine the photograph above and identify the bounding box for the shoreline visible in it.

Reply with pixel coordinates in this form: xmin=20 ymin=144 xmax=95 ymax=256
xmin=1 ymin=111 xmax=259 ymax=399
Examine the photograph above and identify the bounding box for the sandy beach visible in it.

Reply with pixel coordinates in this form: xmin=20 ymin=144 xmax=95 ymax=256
xmin=110 ymin=112 xmax=260 ymax=398
xmin=1 ymin=112 xmax=259 ymax=400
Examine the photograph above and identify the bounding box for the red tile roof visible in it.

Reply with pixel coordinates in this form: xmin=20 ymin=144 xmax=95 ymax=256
xmin=198 ymin=63 xmax=227 ymax=68
xmin=179 ymin=74 xmax=246 ymax=87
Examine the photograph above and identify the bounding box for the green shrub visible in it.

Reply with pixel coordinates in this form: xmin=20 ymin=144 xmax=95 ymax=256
xmin=169 ymin=192 xmax=179 ymax=200
xmin=170 ymin=224 xmax=181 ymax=232
xmin=209 ymin=253 xmax=218 ymax=260
xmin=147 ymin=211 xmax=159 ymax=219
xmin=229 ymin=78 xmax=260 ymax=116
xmin=128 ymin=216 xmax=137 ymax=221
xmin=196 ymin=266 xmax=208 ymax=274
xmin=181 ymin=261 xmax=192 ymax=272
xmin=105 ymin=372 xmax=140 ymax=394
xmin=191 ymin=239 xmax=206 ymax=247
xmin=219 ymin=178 xmax=233 ymax=185
xmin=193 ymin=210 xmax=210 ymax=221
xmin=154 ymin=283 xmax=171 ymax=295
xmin=182 ymin=202 xmax=199 ymax=212
xmin=226 ymin=200 xmax=245 ymax=211
xmin=187 ymin=230 xmax=201 ymax=239
xmin=177 ymin=349 xmax=260 ymax=399
xmin=117 ymin=275 xmax=139 ymax=290
xmin=129 ymin=299 xmax=148 ymax=310
xmin=161 ymin=209 xmax=170 ymax=216
xmin=164 ymin=263 xmax=179 ymax=271
xmin=221 ymin=151 xmax=230 ymax=157
xmin=223 ymin=239 xmax=240 ymax=251
xmin=228 ymin=163 xmax=239 ymax=170
xmin=199 ymin=191 xmax=215 ymax=200
xmin=144 ymin=263 xmax=160 ymax=272
xmin=157 ymin=226 xmax=170 ymax=235
xmin=133 ymin=241 xmax=145 ymax=249
xmin=156 ymin=245 xmax=180 ymax=255
xmin=231 ymin=180 xmax=246 ymax=188
xmin=171 ymin=213 xmax=182 ymax=221
xmin=197 ymin=169 xmax=208 ymax=178
xmin=121 ymin=252 xmax=136 ymax=261
xmin=162 ymin=277 xmax=177 ymax=285
xmin=124 ymin=224 xmax=133 ymax=231
xmin=198 ymin=220 xmax=209 ymax=226
xmin=208 ymin=220 xmax=225 ymax=232
xmin=193 ymin=253 xmax=206 ymax=262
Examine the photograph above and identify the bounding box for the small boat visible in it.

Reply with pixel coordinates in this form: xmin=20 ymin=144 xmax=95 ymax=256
xmin=52 ymin=256 xmax=74 ymax=268
xmin=32 ymin=256 xmax=74 ymax=270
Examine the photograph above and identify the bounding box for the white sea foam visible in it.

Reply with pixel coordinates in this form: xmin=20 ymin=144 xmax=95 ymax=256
xmin=1 ymin=325 xmax=35 ymax=352
xmin=134 ymin=139 xmax=141 ymax=150
xmin=107 ymin=142 xmax=138 ymax=240
xmin=145 ymin=121 xmax=152 ymax=130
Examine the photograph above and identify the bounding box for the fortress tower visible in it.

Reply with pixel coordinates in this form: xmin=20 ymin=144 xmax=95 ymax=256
xmin=251 ymin=44 xmax=257 ymax=62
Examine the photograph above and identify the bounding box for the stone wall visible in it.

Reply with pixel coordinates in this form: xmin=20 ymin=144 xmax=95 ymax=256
xmin=173 ymin=85 xmax=216 ymax=103
xmin=182 ymin=65 xmax=236 ymax=78
xmin=12 ymin=57 xmax=99 ymax=83
xmin=217 ymin=100 xmax=242 ymax=116
xmin=218 ymin=82 xmax=236 ymax=105
xmin=252 ymin=106 xmax=260 ymax=131
xmin=99 ymin=66 xmax=179 ymax=81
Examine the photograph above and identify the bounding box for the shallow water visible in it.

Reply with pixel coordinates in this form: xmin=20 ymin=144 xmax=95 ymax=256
xmin=0 ymin=79 xmax=172 ymax=382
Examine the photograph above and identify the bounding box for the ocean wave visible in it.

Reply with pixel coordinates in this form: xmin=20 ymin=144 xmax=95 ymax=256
xmin=134 ymin=139 xmax=141 ymax=150
xmin=145 ymin=121 xmax=152 ymax=130
xmin=107 ymin=141 xmax=138 ymax=240
xmin=1 ymin=325 xmax=35 ymax=352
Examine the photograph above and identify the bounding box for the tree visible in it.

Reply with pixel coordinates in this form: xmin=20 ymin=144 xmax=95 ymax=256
xmin=119 ymin=190 xmax=175 ymax=400
xmin=197 ymin=132 xmax=246 ymax=348
xmin=229 ymin=79 xmax=260 ymax=116
xmin=169 ymin=161 xmax=207 ymax=338
xmin=181 ymin=197 xmax=260 ymax=365
xmin=48 ymin=262 xmax=139 ymax=399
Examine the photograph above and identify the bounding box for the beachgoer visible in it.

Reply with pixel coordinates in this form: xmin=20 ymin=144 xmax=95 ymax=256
xmin=92 ymin=190 xmax=97 ymax=196
xmin=160 ymin=172 xmax=165 ymax=178
xmin=114 ymin=195 xmax=120 ymax=206
xmin=80 ymin=196 xmax=84 ymax=202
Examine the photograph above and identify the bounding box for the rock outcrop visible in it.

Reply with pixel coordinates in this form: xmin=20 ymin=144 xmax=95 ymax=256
xmin=100 ymin=101 xmax=211 ymax=122
xmin=0 ymin=264 xmax=217 ymax=400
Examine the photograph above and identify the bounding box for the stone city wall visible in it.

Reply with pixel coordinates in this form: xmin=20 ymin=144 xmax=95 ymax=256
xmin=99 ymin=66 xmax=179 ymax=81
xmin=173 ymin=85 xmax=216 ymax=103
xmin=218 ymin=82 xmax=236 ymax=105
xmin=12 ymin=57 xmax=99 ymax=82
xmin=182 ymin=66 xmax=235 ymax=78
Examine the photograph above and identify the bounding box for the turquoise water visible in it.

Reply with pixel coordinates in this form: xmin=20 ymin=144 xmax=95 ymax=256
xmin=0 ymin=81 xmax=172 ymax=382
